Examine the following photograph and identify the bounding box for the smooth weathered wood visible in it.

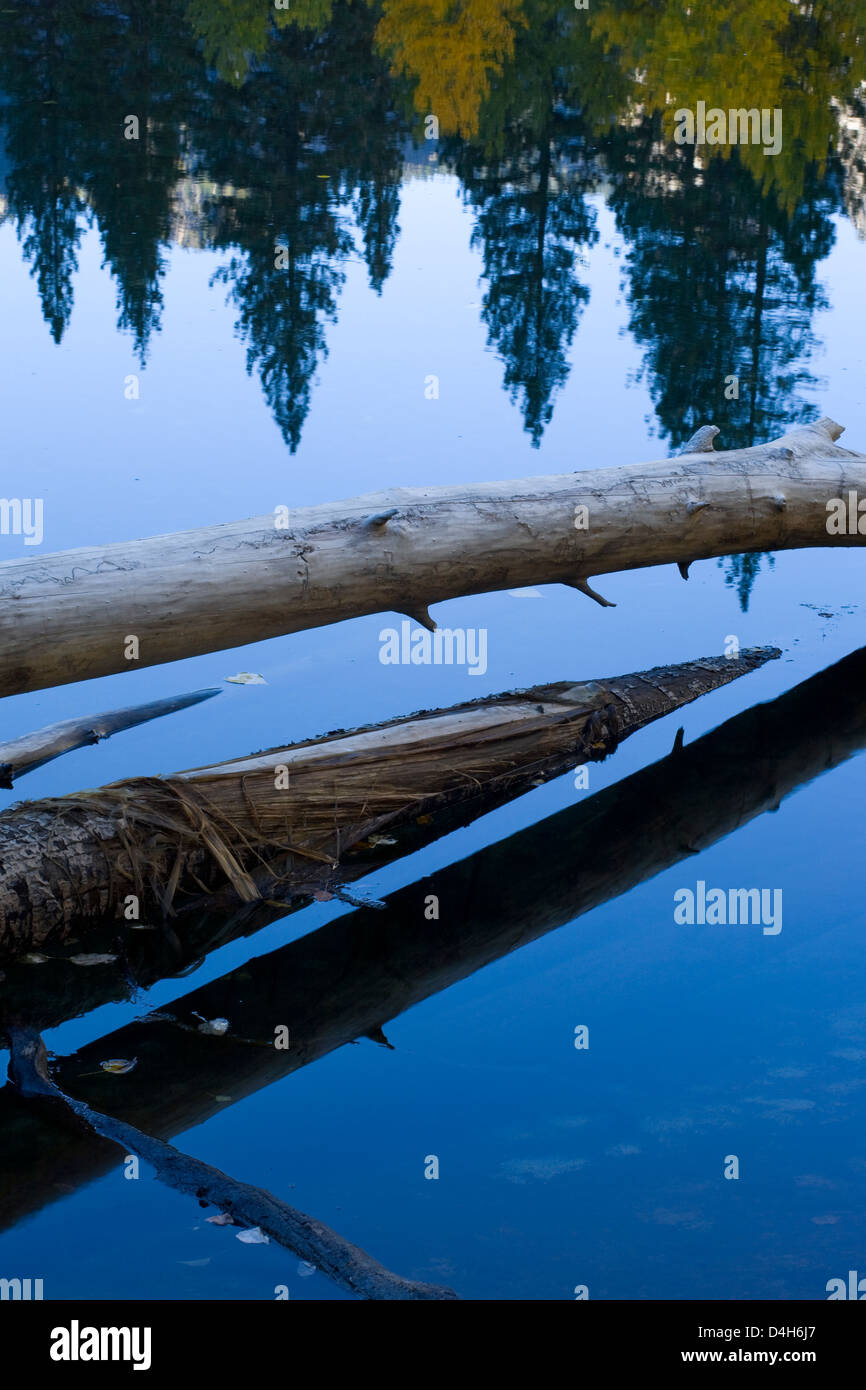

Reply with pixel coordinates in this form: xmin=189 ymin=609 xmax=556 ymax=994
xmin=0 ymin=647 xmax=775 ymax=951
xmin=0 ymin=688 xmax=221 ymax=786
xmin=0 ymin=418 xmax=861 ymax=697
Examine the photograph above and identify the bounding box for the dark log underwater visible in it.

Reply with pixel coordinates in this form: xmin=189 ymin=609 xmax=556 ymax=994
xmin=3 ymin=645 xmax=866 ymax=1269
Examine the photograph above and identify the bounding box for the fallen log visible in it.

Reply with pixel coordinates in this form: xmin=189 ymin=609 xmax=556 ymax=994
xmin=1 ymin=644 xmax=863 ymax=1240
xmin=0 ymin=418 xmax=861 ymax=697
xmin=0 ymin=687 xmax=221 ymax=786
xmin=7 ymin=1027 xmax=458 ymax=1301
xmin=0 ymin=647 xmax=775 ymax=953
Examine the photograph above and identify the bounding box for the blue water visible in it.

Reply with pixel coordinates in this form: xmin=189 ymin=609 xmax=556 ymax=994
xmin=0 ymin=0 xmax=865 ymax=1300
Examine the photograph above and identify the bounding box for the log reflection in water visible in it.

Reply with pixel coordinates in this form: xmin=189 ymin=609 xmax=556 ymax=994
xmin=2 ymin=647 xmax=866 ymax=1246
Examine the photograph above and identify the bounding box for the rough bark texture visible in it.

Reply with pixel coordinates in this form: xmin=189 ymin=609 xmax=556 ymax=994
xmin=0 ymin=649 xmax=775 ymax=952
xmin=0 ymin=418 xmax=860 ymax=697
xmin=1 ymin=645 xmax=863 ymax=1239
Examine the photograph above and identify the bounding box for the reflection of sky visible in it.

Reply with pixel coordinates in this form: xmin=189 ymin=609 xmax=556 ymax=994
xmin=0 ymin=175 xmax=865 ymax=1300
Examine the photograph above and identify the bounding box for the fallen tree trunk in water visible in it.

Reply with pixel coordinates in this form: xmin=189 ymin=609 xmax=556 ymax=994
xmin=0 ymin=417 xmax=861 ymax=697
xmin=6 ymin=1028 xmax=457 ymax=1300
xmin=0 ymin=687 xmax=221 ymax=787
xmin=1 ymin=644 xmax=864 ymax=1238
xmin=0 ymin=647 xmax=775 ymax=953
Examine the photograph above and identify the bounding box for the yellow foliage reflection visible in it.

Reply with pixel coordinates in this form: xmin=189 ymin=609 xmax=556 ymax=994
xmin=374 ymin=0 xmax=527 ymax=138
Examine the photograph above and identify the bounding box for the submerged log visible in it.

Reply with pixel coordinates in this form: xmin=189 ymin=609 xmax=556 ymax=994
xmin=1 ymin=644 xmax=864 ymax=1240
xmin=0 ymin=417 xmax=861 ymax=697
xmin=7 ymin=1027 xmax=457 ymax=1301
xmin=0 ymin=648 xmax=775 ymax=953
xmin=0 ymin=687 xmax=221 ymax=787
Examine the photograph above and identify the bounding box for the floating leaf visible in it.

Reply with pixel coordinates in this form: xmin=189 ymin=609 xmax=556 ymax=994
xmin=236 ymin=1226 xmax=269 ymax=1244
xmin=313 ymin=889 xmax=334 ymax=902
xmin=214 ymin=1094 xmax=232 ymax=1103
xmin=225 ymin=672 xmax=267 ymax=685
xmin=192 ymin=1011 xmax=229 ymax=1036
xmin=21 ymin=953 xmax=49 ymax=964
xmin=368 ymin=834 xmax=397 ymax=846
xmin=100 ymin=1058 xmax=137 ymax=1074
xmin=416 ymin=814 xmax=433 ymax=825
xmin=125 ymin=922 xmax=157 ymax=930
xmin=206 ymin=1213 xmax=236 ymax=1226
xmin=70 ymin=953 xmax=118 ymax=966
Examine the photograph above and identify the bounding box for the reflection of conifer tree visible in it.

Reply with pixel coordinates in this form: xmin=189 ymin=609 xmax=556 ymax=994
xmin=0 ymin=2 xmax=88 ymax=342
xmin=353 ymin=176 xmax=401 ymax=295
xmin=0 ymin=0 xmax=404 ymax=444
xmin=0 ymin=0 xmax=199 ymax=360
xmin=603 ymin=117 xmax=838 ymax=605
xmin=604 ymin=119 xmax=835 ymax=450
xmin=199 ymin=1 xmax=407 ymax=450
xmin=82 ymin=2 xmax=201 ymax=363
xmin=457 ymin=128 xmax=597 ymax=445
xmin=445 ymin=6 xmax=599 ymax=446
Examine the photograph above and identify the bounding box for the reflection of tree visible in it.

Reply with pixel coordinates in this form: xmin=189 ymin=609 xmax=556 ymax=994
xmin=590 ymin=0 xmax=866 ymax=214
xmin=199 ymin=2 xmax=406 ymax=449
xmin=453 ymin=125 xmax=597 ymax=446
xmin=0 ymin=0 xmax=199 ymax=360
xmin=81 ymin=3 xmax=201 ymax=363
xmin=375 ymin=0 xmax=526 ymax=138
xmin=602 ymin=116 xmax=838 ymax=605
xmin=605 ymin=122 xmax=835 ymax=450
xmin=582 ymin=0 xmax=866 ymax=606
xmin=0 ymin=0 xmax=404 ymax=447
xmin=0 ymin=3 xmax=89 ymax=342
xmin=2 ymin=0 xmax=866 ymax=472
xmin=183 ymin=0 xmax=332 ymax=86
xmin=444 ymin=3 xmax=600 ymax=444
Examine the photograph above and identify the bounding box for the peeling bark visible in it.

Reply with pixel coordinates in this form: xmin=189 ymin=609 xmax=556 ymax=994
xmin=0 ymin=648 xmax=776 ymax=952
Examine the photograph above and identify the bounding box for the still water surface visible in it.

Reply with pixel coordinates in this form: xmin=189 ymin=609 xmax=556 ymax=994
xmin=0 ymin=1 xmax=865 ymax=1299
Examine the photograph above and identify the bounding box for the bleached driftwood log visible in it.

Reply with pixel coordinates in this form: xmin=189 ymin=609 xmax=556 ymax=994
xmin=0 ymin=418 xmax=859 ymax=697
xmin=0 ymin=688 xmax=220 ymax=786
xmin=0 ymin=647 xmax=775 ymax=950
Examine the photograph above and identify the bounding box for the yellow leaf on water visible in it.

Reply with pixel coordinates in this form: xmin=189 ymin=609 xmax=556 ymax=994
xmin=100 ymin=1058 xmax=137 ymax=1074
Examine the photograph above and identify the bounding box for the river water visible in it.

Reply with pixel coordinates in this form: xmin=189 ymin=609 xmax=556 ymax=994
xmin=0 ymin=0 xmax=865 ymax=1301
